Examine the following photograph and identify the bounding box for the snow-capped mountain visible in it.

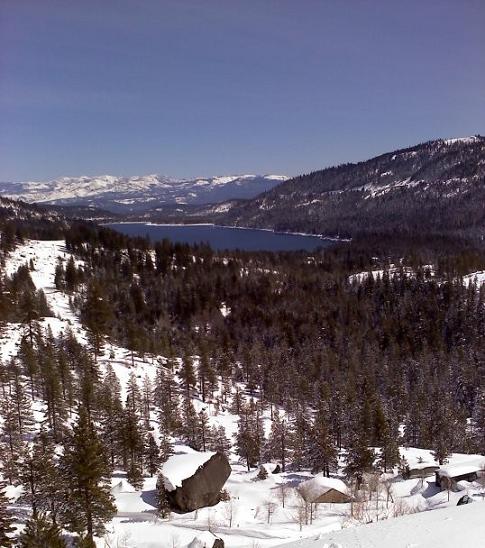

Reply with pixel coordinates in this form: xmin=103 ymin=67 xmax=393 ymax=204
xmin=0 ymin=174 xmax=288 ymax=214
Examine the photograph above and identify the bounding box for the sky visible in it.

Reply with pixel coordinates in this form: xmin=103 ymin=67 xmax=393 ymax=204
xmin=1 ymin=0 xmax=484 ymax=181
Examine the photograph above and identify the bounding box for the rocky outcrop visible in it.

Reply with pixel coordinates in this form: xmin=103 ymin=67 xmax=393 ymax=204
xmin=188 ymin=532 xmax=225 ymax=548
xmin=164 ymin=452 xmax=231 ymax=513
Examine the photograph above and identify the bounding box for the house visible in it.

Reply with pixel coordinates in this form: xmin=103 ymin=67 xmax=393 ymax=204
xmin=297 ymin=475 xmax=351 ymax=504
xmin=435 ymin=464 xmax=482 ymax=491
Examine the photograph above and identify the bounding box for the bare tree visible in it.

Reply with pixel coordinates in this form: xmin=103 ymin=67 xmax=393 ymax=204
xmin=276 ymin=481 xmax=289 ymax=508
xmin=265 ymin=499 xmax=277 ymax=524
xmin=383 ymin=477 xmax=394 ymax=509
xmin=223 ymin=498 xmax=237 ymax=528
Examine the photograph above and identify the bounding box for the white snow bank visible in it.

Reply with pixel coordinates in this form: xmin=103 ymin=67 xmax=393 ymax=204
xmin=277 ymin=502 xmax=485 ymax=548
xmin=161 ymin=451 xmax=216 ymax=492
xmin=298 ymin=475 xmax=349 ymax=499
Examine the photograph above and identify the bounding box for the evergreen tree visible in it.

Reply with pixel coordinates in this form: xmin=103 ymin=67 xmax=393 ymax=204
xmin=59 ymin=408 xmax=116 ymax=545
xmin=344 ymin=431 xmax=375 ymax=487
xmin=154 ymin=364 xmax=179 ymax=436
xmin=0 ymin=480 xmax=15 ymax=547
xmin=266 ymin=411 xmax=290 ymax=472
xmin=180 ymin=397 xmax=200 ymax=450
xmin=20 ymin=429 xmax=63 ymax=522
xmin=156 ymin=479 xmax=171 ymax=518
xmin=18 ymin=513 xmax=66 ymax=548
xmin=310 ymin=410 xmax=338 ymax=477
xmin=210 ymin=425 xmax=231 ymax=456
xmin=288 ymin=408 xmax=311 ymax=470
xmin=145 ymin=433 xmax=161 ymax=476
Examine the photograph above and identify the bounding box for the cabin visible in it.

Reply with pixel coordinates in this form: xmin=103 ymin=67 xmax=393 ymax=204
xmin=435 ymin=464 xmax=481 ymax=491
xmin=297 ymin=475 xmax=351 ymax=504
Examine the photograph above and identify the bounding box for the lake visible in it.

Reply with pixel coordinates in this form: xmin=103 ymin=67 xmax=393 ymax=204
xmin=105 ymin=223 xmax=334 ymax=252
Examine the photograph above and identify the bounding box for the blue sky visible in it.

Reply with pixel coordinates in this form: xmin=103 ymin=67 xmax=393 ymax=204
xmin=1 ymin=0 xmax=484 ymax=181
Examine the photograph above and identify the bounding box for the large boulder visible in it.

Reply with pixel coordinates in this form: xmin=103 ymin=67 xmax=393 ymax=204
xmin=161 ymin=451 xmax=231 ymax=513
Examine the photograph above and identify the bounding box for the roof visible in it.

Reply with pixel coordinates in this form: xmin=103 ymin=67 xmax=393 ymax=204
xmin=437 ymin=464 xmax=482 ymax=478
xmin=408 ymin=462 xmax=439 ymax=471
xmin=298 ymin=475 xmax=349 ymax=499
xmin=161 ymin=451 xmax=216 ymax=492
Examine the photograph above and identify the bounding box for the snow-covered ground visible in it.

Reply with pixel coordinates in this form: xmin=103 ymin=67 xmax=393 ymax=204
xmin=2 ymin=240 xmax=484 ymax=548
xmin=277 ymin=502 xmax=485 ymax=548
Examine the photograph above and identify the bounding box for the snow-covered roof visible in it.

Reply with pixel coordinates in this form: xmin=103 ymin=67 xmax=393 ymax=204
xmin=298 ymin=475 xmax=349 ymax=499
xmin=161 ymin=451 xmax=216 ymax=492
xmin=408 ymin=462 xmax=439 ymax=470
xmin=437 ymin=464 xmax=482 ymax=478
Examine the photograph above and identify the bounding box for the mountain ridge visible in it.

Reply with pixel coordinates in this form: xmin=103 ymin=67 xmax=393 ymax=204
xmin=217 ymin=135 xmax=485 ymax=238
xmin=0 ymin=173 xmax=288 ymax=214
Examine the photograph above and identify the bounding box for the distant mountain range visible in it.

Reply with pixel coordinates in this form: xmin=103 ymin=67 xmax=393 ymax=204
xmin=0 ymin=174 xmax=288 ymax=214
xmin=2 ymin=136 xmax=484 ymax=240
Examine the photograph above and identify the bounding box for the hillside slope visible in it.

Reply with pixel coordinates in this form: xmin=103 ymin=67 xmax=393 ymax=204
xmin=221 ymin=136 xmax=485 ymax=238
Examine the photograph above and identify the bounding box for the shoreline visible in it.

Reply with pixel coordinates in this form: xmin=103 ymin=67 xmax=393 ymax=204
xmin=103 ymin=221 xmax=351 ymax=243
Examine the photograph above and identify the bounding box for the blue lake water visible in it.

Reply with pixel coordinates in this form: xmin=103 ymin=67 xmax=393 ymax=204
xmin=106 ymin=223 xmax=334 ymax=252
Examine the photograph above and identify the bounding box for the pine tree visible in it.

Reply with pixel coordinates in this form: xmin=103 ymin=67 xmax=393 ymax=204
xmin=0 ymin=481 xmax=15 ymax=547
xmin=97 ymin=364 xmax=123 ymax=470
xmin=83 ymin=281 xmax=113 ymax=360
xmin=145 ymin=433 xmax=161 ymax=476
xmin=159 ymin=430 xmax=174 ymax=462
xmin=141 ymin=374 xmax=153 ymax=430
xmin=122 ymin=404 xmax=145 ymax=489
xmin=344 ymin=430 xmax=375 ymax=488
xmin=59 ymin=407 xmax=116 ymax=545
xmin=154 ymin=364 xmax=179 ymax=436
xmin=197 ymin=345 xmax=216 ymax=402
xmin=179 ymin=353 xmax=196 ymax=399
xmin=210 ymin=425 xmax=231 ymax=456
xmin=288 ymin=408 xmax=311 ymax=470
xmin=310 ymin=410 xmax=338 ymax=477
xmin=18 ymin=336 xmax=38 ymax=400
xmin=0 ymin=391 xmax=24 ymax=484
xmin=197 ymin=409 xmax=211 ymax=452
xmin=180 ymin=397 xmax=200 ymax=450
xmin=235 ymin=403 xmax=262 ymax=471
xmin=377 ymin=417 xmax=401 ymax=472
xmin=266 ymin=411 xmax=290 ymax=472
xmin=18 ymin=513 xmax=66 ymax=548
xmin=156 ymin=479 xmax=171 ymax=518
xmin=20 ymin=429 xmax=63 ymax=522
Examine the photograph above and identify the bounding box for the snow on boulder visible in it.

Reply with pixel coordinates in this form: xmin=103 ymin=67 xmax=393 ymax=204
xmin=297 ymin=475 xmax=350 ymax=504
xmin=188 ymin=531 xmax=224 ymax=548
xmin=160 ymin=451 xmax=231 ymax=513
xmin=162 ymin=451 xmax=216 ymax=492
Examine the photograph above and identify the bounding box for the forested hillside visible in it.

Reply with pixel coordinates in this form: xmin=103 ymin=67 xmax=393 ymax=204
xmin=220 ymin=136 xmax=485 ymax=238
xmin=0 ymin=200 xmax=484 ymax=545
